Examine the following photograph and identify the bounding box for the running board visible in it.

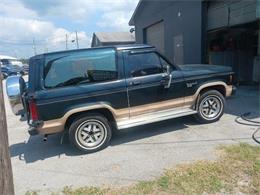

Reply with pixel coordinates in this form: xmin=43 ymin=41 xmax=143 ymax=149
xmin=117 ymin=108 xmax=197 ymax=129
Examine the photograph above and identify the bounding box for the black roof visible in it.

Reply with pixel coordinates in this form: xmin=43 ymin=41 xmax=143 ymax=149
xmin=31 ymin=44 xmax=154 ymax=59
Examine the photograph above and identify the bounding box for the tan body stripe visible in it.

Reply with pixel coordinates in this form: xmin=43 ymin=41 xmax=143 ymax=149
xmin=38 ymin=82 xmax=233 ymax=134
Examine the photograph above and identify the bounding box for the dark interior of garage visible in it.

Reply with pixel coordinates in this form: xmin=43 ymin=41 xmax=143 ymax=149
xmin=207 ymin=21 xmax=259 ymax=84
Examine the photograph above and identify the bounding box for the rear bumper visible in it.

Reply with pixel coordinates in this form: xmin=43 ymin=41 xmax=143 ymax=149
xmin=28 ymin=120 xmax=43 ymax=136
xmin=28 ymin=119 xmax=64 ymax=135
xmin=28 ymin=126 xmax=38 ymax=136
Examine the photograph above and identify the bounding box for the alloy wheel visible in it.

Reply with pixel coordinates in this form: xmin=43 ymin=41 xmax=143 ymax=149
xmin=75 ymin=119 xmax=107 ymax=149
xmin=199 ymin=95 xmax=223 ymax=120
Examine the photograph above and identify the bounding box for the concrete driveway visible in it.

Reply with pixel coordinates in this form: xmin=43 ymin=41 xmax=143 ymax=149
xmin=3 ymin=82 xmax=260 ymax=195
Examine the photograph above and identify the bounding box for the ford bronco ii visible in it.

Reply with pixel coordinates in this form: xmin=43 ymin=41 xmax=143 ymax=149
xmin=6 ymin=44 xmax=236 ymax=153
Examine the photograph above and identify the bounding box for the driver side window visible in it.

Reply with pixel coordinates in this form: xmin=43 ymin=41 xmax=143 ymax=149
xmin=127 ymin=52 xmax=164 ymax=77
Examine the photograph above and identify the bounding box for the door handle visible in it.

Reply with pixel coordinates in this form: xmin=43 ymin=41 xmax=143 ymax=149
xmin=160 ymin=78 xmax=167 ymax=85
xmin=160 ymin=74 xmax=169 ymax=85
xmin=130 ymin=80 xmax=141 ymax=86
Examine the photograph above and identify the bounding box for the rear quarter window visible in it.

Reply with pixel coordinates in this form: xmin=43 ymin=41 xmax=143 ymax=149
xmin=44 ymin=48 xmax=117 ymax=88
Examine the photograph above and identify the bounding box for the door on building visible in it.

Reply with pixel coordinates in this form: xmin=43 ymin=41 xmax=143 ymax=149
xmin=145 ymin=21 xmax=165 ymax=54
xmin=173 ymin=34 xmax=184 ymax=65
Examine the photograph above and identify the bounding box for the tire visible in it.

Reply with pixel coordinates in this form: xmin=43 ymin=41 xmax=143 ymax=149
xmin=69 ymin=113 xmax=112 ymax=153
xmin=195 ymin=90 xmax=226 ymax=123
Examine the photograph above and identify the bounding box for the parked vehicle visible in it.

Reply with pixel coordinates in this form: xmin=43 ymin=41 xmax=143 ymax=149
xmin=0 ymin=55 xmax=26 ymax=79
xmin=6 ymin=44 xmax=236 ymax=153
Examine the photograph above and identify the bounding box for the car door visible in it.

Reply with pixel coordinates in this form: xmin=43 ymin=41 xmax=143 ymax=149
xmin=124 ymin=50 xmax=186 ymax=118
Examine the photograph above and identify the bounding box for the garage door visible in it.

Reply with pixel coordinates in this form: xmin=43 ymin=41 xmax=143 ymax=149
xmin=145 ymin=21 xmax=165 ymax=54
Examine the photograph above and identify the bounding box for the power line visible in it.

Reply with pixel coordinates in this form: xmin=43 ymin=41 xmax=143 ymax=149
xmin=0 ymin=40 xmax=45 ymax=46
xmin=0 ymin=32 xmax=90 ymax=46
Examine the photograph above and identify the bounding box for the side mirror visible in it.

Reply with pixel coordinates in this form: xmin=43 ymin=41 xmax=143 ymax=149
xmin=162 ymin=65 xmax=172 ymax=89
xmin=6 ymin=76 xmax=26 ymax=115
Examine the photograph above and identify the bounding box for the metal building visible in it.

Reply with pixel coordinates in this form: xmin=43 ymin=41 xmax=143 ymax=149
xmin=129 ymin=0 xmax=260 ymax=83
xmin=91 ymin=32 xmax=135 ymax=47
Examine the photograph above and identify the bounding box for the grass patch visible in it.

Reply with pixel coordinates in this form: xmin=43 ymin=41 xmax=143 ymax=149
xmin=26 ymin=143 xmax=260 ymax=195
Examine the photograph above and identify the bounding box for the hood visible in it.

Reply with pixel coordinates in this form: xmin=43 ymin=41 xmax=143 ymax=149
xmin=179 ymin=64 xmax=232 ymax=74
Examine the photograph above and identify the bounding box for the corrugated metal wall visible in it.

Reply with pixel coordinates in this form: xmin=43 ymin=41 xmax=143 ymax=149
xmin=133 ymin=1 xmax=203 ymax=64
xmin=207 ymin=1 xmax=229 ymax=30
xmin=257 ymin=0 xmax=260 ymax=18
xmin=207 ymin=0 xmax=258 ymax=30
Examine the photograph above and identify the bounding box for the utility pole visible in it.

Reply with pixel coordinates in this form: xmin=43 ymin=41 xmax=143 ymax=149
xmin=66 ymin=34 xmax=68 ymax=50
xmin=33 ymin=38 xmax=37 ymax=55
xmin=75 ymin=31 xmax=79 ymax=49
xmin=0 ymin=72 xmax=15 ymax=195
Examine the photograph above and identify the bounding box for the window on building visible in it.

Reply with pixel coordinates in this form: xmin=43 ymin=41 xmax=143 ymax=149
xmin=44 ymin=48 xmax=117 ymax=88
xmin=127 ymin=52 xmax=164 ymax=77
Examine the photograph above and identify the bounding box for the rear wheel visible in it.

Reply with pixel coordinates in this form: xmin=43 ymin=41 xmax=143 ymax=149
xmin=69 ymin=113 xmax=112 ymax=153
xmin=195 ymin=90 xmax=225 ymax=123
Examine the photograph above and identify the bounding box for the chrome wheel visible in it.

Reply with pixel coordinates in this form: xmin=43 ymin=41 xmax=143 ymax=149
xmin=75 ymin=119 xmax=107 ymax=149
xmin=199 ymin=95 xmax=223 ymax=120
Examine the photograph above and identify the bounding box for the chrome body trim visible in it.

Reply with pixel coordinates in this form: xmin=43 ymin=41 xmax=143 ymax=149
xmin=117 ymin=107 xmax=197 ymax=129
xmin=165 ymin=74 xmax=172 ymax=88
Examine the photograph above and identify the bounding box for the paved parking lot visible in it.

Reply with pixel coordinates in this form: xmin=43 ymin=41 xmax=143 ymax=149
xmin=3 ymin=82 xmax=260 ymax=195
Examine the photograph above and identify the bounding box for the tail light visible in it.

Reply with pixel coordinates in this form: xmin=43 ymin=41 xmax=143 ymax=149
xmin=29 ymin=100 xmax=39 ymax=121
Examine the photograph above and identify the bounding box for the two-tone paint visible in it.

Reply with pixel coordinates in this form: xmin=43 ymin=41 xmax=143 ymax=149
xmin=26 ymin=45 xmax=235 ymax=135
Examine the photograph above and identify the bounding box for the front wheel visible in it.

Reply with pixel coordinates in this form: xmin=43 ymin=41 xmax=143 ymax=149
xmin=69 ymin=113 xmax=112 ymax=153
xmin=195 ymin=90 xmax=226 ymax=123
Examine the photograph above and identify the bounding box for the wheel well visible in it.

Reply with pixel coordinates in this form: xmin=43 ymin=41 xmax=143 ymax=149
xmin=193 ymin=85 xmax=226 ymax=110
xmin=199 ymin=85 xmax=226 ymax=97
xmin=65 ymin=108 xmax=116 ymax=130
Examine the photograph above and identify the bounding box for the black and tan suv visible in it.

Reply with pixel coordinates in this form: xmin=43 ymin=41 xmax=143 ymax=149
xmin=6 ymin=44 xmax=236 ymax=153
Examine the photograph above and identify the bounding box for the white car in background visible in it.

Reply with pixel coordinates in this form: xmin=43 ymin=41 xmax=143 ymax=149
xmin=0 ymin=55 xmax=27 ymax=79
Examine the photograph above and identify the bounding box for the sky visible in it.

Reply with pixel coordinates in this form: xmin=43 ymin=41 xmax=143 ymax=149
xmin=0 ymin=0 xmax=139 ymax=58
